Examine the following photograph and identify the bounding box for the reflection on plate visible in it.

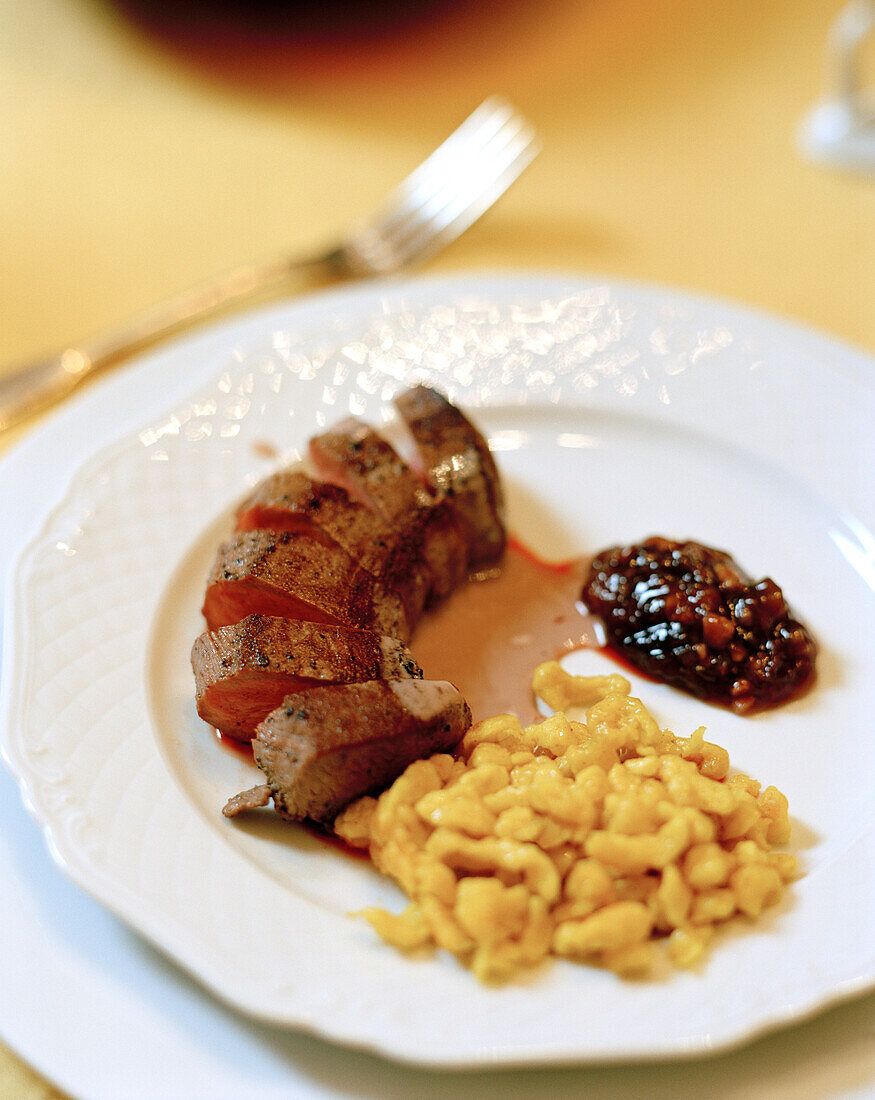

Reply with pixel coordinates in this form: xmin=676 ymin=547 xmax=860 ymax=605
xmin=2 ymin=276 xmax=873 ymax=1067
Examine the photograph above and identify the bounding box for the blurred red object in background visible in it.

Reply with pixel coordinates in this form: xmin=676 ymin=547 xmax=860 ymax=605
xmin=111 ymin=0 xmax=491 ymax=88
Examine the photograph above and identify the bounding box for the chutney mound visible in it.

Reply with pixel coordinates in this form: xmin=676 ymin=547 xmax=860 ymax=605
xmin=582 ymin=537 xmax=816 ymax=713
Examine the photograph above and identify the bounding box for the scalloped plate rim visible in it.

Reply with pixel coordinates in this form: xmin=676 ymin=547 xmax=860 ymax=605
xmin=1 ymin=272 xmax=873 ymax=1067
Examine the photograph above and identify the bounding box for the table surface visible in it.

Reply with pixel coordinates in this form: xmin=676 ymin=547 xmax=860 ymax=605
xmin=1 ymin=0 xmax=873 ymax=1096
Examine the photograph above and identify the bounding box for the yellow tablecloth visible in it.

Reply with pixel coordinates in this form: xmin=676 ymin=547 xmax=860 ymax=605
xmin=0 ymin=0 xmax=872 ymax=1094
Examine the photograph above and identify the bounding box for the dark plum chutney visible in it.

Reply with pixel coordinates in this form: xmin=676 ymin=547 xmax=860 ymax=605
xmin=582 ymin=538 xmax=817 ymax=713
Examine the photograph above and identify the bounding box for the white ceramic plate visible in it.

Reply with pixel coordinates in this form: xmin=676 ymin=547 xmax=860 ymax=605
xmin=2 ymin=276 xmax=873 ymax=1068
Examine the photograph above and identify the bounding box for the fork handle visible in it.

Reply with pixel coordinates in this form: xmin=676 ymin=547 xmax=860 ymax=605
xmin=0 ymin=248 xmax=346 ymax=432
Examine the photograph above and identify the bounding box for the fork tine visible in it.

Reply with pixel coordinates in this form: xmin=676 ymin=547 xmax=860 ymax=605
xmin=381 ymin=110 xmax=533 ymax=233
xmin=389 ymin=128 xmax=538 ymax=267
xmin=346 ymin=98 xmax=539 ymax=273
xmin=400 ymin=116 xmax=536 ymax=228
xmin=375 ymin=102 xmax=534 ymax=234
xmin=0 ymin=97 xmax=539 ymax=429
xmin=391 ymin=97 xmax=523 ymax=203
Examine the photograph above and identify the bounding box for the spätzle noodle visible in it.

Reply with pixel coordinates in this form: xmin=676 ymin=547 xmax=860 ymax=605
xmin=334 ymin=661 xmax=799 ymax=982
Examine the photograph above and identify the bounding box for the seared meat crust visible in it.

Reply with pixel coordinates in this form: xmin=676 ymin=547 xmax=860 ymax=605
xmin=197 ymin=389 xmax=506 ymax=832
xmin=192 ymin=615 xmax=422 ymax=740
xmin=202 ymin=529 xmax=406 ymax=639
xmin=309 ymin=420 xmax=467 ymax=598
xmin=232 ymin=679 xmax=470 ymax=824
xmin=394 ymin=385 xmax=505 ymax=568
xmin=235 ymin=468 xmax=431 ymax=633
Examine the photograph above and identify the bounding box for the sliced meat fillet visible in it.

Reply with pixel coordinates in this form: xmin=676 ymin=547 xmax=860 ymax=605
xmin=308 ymin=418 xmax=428 ymax=517
xmin=202 ymin=529 xmax=406 ymax=639
xmin=309 ymin=419 xmax=467 ymax=599
xmin=394 ymin=385 xmax=505 ymax=568
xmin=192 ymin=615 xmax=423 ymax=740
xmin=235 ymin=468 xmax=430 ymax=632
xmin=226 ymin=679 xmax=471 ymax=824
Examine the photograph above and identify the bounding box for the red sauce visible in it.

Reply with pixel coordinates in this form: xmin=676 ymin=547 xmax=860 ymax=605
xmin=215 ymin=728 xmax=254 ymax=759
xmin=596 ymin=642 xmax=662 ymax=685
xmin=412 ymin=537 xmax=596 ymax=723
xmin=301 ymin=819 xmax=371 ymax=860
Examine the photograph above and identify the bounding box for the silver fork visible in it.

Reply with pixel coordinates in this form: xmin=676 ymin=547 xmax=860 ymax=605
xmin=0 ymin=97 xmax=538 ymax=432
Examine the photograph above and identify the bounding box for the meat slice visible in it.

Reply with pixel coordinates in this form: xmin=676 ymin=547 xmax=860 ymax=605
xmin=309 ymin=417 xmax=431 ymax=524
xmin=309 ymin=419 xmax=467 ymax=599
xmin=191 ymin=615 xmax=423 ymax=741
xmin=235 ymin=469 xmax=431 ymax=634
xmin=394 ymin=385 xmax=505 ymax=568
xmin=224 ymin=679 xmax=471 ymax=824
xmin=223 ymin=784 xmax=272 ymax=816
xmin=201 ymin=529 xmax=406 ymax=639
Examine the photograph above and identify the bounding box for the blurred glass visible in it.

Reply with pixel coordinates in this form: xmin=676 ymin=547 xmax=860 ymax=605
xmin=799 ymin=0 xmax=875 ymax=174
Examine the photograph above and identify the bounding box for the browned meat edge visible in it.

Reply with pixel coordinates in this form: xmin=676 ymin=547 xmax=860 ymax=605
xmin=202 ymin=529 xmax=406 ymax=640
xmin=394 ymin=385 xmax=505 ymax=568
xmin=192 ymin=615 xmax=423 ymax=740
xmin=225 ymin=679 xmax=471 ymax=824
xmin=309 ymin=419 xmax=467 ymax=598
xmin=235 ymin=468 xmax=431 ymax=633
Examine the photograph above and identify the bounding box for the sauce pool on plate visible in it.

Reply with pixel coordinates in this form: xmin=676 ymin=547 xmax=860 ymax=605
xmin=412 ymin=537 xmax=597 ymax=722
xmin=213 ymin=538 xmax=595 ymax=752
